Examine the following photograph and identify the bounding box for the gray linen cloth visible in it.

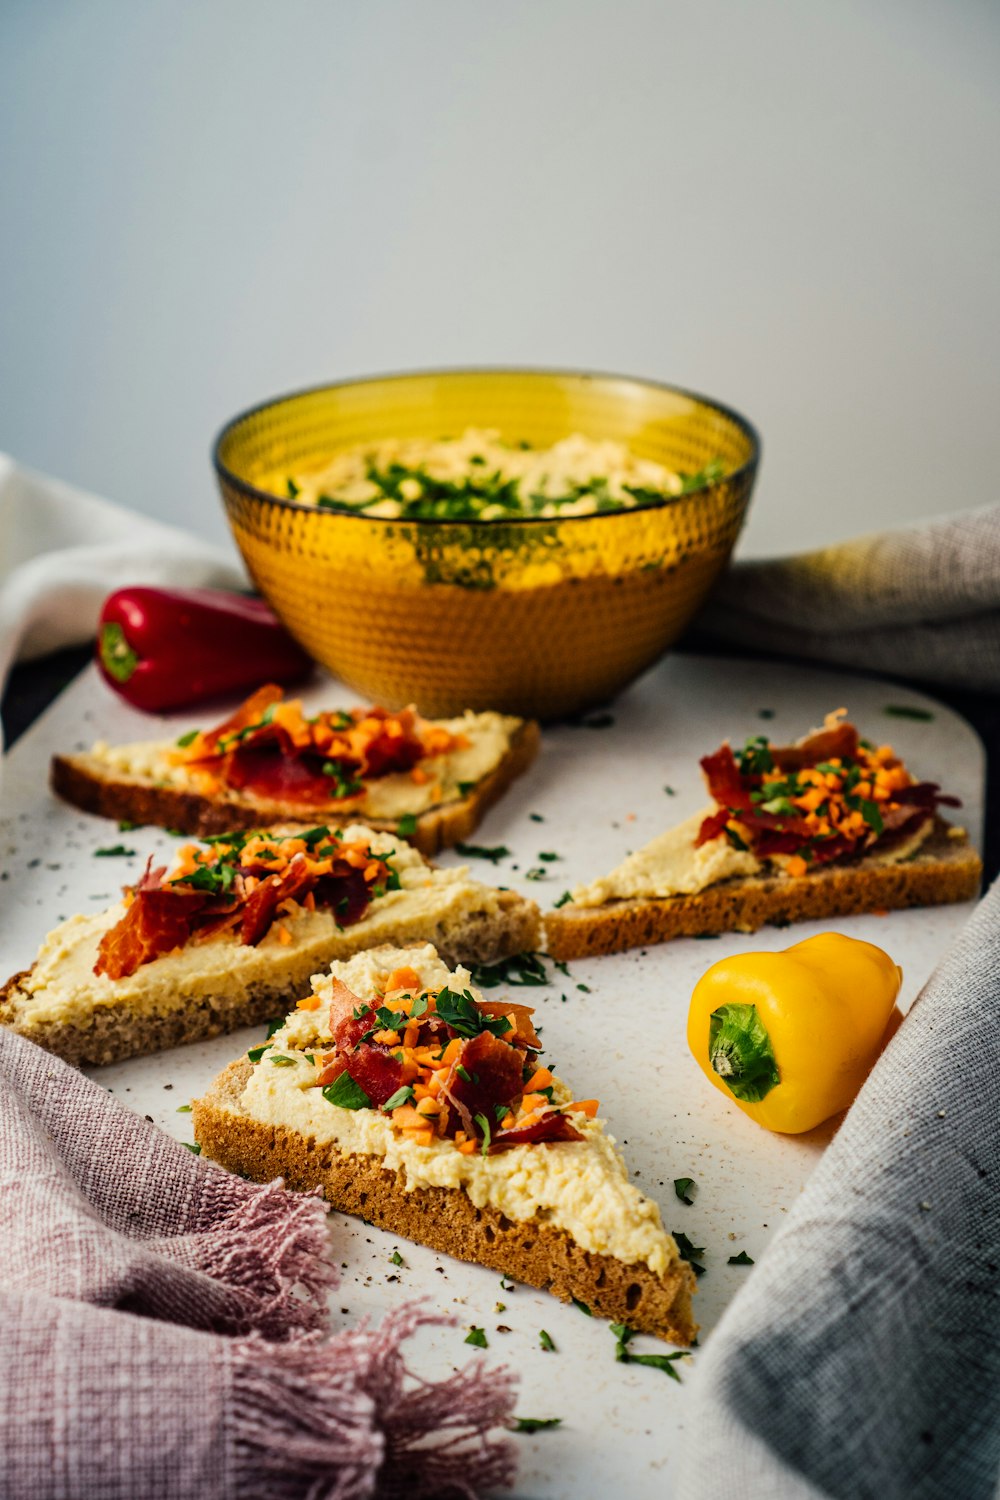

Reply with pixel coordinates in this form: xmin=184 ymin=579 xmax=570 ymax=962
xmin=679 ymin=875 xmax=1000 ymax=1500
xmin=0 ymin=1028 xmax=516 ymax=1500
xmin=699 ymin=504 xmax=1000 ymax=692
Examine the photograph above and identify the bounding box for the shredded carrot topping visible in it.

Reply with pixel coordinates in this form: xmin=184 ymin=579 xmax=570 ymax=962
xmin=309 ymin=978 xmax=599 ymax=1157
xmin=698 ymin=710 xmax=959 ymax=869
xmin=169 ymin=686 xmax=470 ymax=805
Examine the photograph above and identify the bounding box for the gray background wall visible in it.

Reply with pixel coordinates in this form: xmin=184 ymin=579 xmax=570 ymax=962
xmin=2 ymin=0 xmax=998 ymax=560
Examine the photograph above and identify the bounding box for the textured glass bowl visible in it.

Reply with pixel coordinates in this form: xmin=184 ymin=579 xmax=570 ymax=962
xmin=213 ymin=369 xmax=760 ymax=719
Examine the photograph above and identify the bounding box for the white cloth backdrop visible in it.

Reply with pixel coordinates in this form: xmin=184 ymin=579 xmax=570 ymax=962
xmin=0 ymin=454 xmax=245 ymax=760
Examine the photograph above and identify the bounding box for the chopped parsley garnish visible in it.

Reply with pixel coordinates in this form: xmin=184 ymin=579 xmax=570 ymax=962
xmin=538 ymin=851 xmax=560 ymax=862
xmin=663 ymin=785 xmax=676 ymax=796
xmin=470 ymin=951 xmax=549 ymax=988
xmin=464 ymin=1327 xmax=488 ymax=1348
xmin=571 ymin=1298 xmax=592 ymax=1317
xmin=175 ymin=729 xmax=200 ymax=748
xmin=322 ymin=759 xmax=363 ymax=799
xmin=673 ymin=1177 xmax=696 ymax=1205
xmin=389 ymin=1249 xmax=404 ymax=1266
xmin=93 ymin=845 xmax=136 ymax=857
xmin=269 ymin=1054 xmax=295 ymax=1067
xmin=457 ymin=780 xmax=477 ymax=796
xmin=736 ymin=734 xmax=775 ymax=777
xmin=396 ymin=812 xmax=418 ymax=837
xmin=724 ymin=825 xmax=750 ymax=851
xmin=381 ymin=1085 xmax=415 ymax=1112
xmin=182 ymin=1142 xmax=202 ymax=1155
xmin=286 ymin=477 xmax=300 ymax=497
xmin=611 ymin=1323 xmax=686 ymax=1379
xmin=538 ymin=1329 xmax=556 ymax=1351
xmin=322 ymin=1074 xmax=372 ymax=1110
xmin=525 ymin=867 xmax=547 ymax=880
xmin=298 ymin=825 xmax=338 ymax=847
xmin=474 ymin=1111 xmax=492 ymax=1156
xmin=173 ymin=862 xmax=236 ymax=895
xmin=117 ymin=819 xmax=143 ymax=831
xmin=728 ymin=1250 xmax=755 ymax=1265
xmin=455 ymin=842 xmax=510 ymax=863
xmin=434 ymin=987 xmax=513 ymax=1039
xmin=884 ymin=704 xmax=935 ymax=721
xmin=513 ymin=1416 xmax=562 ymax=1433
xmin=554 ymin=890 xmax=573 ymax=908
xmin=456 ymin=1065 xmax=473 ymax=1083
xmin=265 ymin=1018 xmax=286 ymax=1038
xmin=529 ymin=812 xmax=545 ymax=822
xmin=247 ymin=1044 xmax=269 ymax=1062
xmin=672 ymin=1230 xmax=706 ymax=1275
xmin=176 ymin=1103 xmax=192 ymax=1113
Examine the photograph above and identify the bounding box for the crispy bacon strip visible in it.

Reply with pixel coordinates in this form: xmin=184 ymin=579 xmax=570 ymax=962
xmin=697 ymin=744 xmax=813 ymax=849
xmin=770 ymin=722 xmax=859 ymax=770
xmin=95 ymin=887 xmax=210 ymax=980
xmin=224 ymin=743 xmax=337 ymax=803
xmin=328 ymin=979 xmax=368 ymax=1035
xmin=490 ymin=1114 xmax=584 ymax=1151
xmin=354 ymin=710 xmax=425 ymax=778
xmin=342 ymin=1045 xmax=405 ymax=1109
xmin=184 ymin=692 xmax=431 ymax=806
xmin=239 ymin=856 xmax=313 ymax=945
xmin=200 ymin=683 xmax=284 ymax=752
xmin=332 ymin=999 xmax=406 ymax=1108
xmin=94 ymin=839 xmax=386 ymax=980
xmin=445 ymin=1031 xmax=524 ymax=1119
xmin=697 ymin=723 xmax=958 ymax=866
xmin=474 ymin=998 xmax=541 ymax=1050
xmin=312 ymin=976 xmax=593 ymax=1156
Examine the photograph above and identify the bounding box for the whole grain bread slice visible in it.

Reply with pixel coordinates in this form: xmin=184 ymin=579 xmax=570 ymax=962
xmin=545 ymin=820 xmax=982 ymax=960
xmin=51 ymin=720 xmax=540 ymax=856
xmin=0 ymin=889 xmax=539 ymax=1068
xmin=193 ymin=1057 xmax=698 ymax=1346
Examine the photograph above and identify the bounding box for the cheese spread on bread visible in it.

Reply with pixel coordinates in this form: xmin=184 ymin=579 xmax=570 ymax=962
xmin=571 ymin=810 xmax=761 ymax=906
xmin=240 ymin=944 xmax=679 ymax=1276
xmin=9 ymin=831 xmax=506 ymax=1028
xmin=570 ymin=806 xmax=937 ymax=908
xmin=89 ymin=710 xmax=517 ymax=819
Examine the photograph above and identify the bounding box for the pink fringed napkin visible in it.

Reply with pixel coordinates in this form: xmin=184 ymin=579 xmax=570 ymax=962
xmin=0 ymin=1028 xmax=518 ymax=1500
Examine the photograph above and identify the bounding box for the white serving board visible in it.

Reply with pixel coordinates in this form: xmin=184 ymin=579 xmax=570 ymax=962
xmin=0 ymin=656 xmax=984 ymax=1500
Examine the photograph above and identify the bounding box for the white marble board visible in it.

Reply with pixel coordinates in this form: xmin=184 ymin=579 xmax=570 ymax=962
xmin=0 ymin=655 xmax=985 ymax=1500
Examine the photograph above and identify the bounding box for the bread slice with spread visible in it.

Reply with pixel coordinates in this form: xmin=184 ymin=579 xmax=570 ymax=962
xmin=546 ymin=711 xmax=982 ymax=959
xmin=193 ymin=942 xmax=697 ymax=1346
xmin=51 ymin=685 xmax=539 ymax=855
xmin=0 ymin=826 xmax=539 ymax=1067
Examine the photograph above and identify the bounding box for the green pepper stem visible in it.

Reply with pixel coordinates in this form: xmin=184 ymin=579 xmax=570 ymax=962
xmin=707 ymin=1003 xmax=780 ymax=1104
xmin=99 ymin=622 xmax=139 ymax=684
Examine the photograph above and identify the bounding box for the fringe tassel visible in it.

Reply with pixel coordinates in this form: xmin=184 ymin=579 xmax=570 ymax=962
xmin=168 ymin=1177 xmax=337 ymax=1338
xmin=229 ymin=1305 xmax=518 ymax=1500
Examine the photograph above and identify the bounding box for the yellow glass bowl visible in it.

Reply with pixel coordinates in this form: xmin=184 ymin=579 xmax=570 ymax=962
xmin=213 ymin=369 xmax=759 ymax=720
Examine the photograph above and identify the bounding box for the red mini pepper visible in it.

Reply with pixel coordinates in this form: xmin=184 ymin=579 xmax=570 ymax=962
xmin=96 ymin=587 xmax=312 ymax=713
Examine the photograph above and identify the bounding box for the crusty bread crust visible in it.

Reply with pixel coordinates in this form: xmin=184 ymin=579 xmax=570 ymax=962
xmin=0 ymin=889 xmax=540 ymax=1068
xmin=0 ymin=968 xmax=306 ymax=1068
xmin=50 ymin=720 xmax=540 ymax=856
xmin=544 ymin=820 xmax=983 ymax=960
xmin=193 ymin=1057 xmax=698 ymax=1346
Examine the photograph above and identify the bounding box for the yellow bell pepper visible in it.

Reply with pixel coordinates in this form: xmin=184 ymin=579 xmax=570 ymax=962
xmin=687 ymin=933 xmax=902 ymax=1134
